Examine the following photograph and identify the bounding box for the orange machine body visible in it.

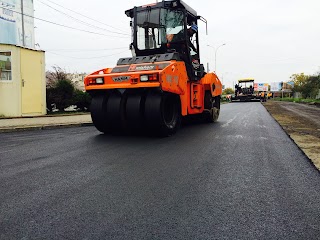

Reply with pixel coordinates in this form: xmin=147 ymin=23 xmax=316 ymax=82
xmin=84 ymin=60 xmax=222 ymax=117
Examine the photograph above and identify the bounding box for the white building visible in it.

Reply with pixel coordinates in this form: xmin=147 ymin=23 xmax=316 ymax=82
xmin=67 ymin=73 xmax=87 ymax=91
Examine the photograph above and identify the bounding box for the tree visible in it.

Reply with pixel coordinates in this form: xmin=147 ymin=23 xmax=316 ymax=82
xmin=46 ymin=88 xmax=56 ymax=112
xmin=222 ymin=88 xmax=234 ymax=95
xmin=54 ymin=79 xmax=75 ymax=110
xmin=46 ymin=66 xmax=69 ymax=88
xmin=46 ymin=67 xmax=75 ymax=111
xmin=290 ymin=72 xmax=320 ymax=98
xmin=290 ymin=73 xmax=308 ymax=93
xmin=302 ymin=74 xmax=320 ymax=98
xmin=46 ymin=66 xmax=92 ymax=112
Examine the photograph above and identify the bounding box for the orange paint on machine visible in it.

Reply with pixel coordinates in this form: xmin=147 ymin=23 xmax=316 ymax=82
xmin=84 ymin=0 xmax=223 ymax=136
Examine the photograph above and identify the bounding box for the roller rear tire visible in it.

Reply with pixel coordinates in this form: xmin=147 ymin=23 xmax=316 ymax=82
xmin=90 ymin=93 xmax=110 ymax=133
xmin=106 ymin=91 xmax=124 ymax=132
xmin=125 ymin=93 xmax=145 ymax=131
xmin=204 ymin=91 xmax=220 ymax=123
xmin=90 ymin=91 xmax=124 ymax=134
xmin=145 ymin=91 xmax=181 ymax=137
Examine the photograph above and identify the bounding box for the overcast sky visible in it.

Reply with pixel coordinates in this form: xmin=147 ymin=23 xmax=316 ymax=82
xmin=33 ymin=0 xmax=320 ymax=88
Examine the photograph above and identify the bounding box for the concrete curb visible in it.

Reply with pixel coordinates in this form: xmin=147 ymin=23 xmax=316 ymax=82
xmin=0 ymin=113 xmax=91 ymax=120
xmin=0 ymin=122 xmax=93 ymax=133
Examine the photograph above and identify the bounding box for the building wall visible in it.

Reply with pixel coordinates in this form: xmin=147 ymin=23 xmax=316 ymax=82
xmin=0 ymin=44 xmax=45 ymax=117
xmin=20 ymin=48 xmax=46 ymax=116
xmin=0 ymin=44 xmax=21 ymax=116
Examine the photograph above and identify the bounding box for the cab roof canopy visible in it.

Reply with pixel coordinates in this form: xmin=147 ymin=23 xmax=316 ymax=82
xmin=125 ymin=0 xmax=198 ymax=21
xmin=238 ymin=78 xmax=254 ymax=83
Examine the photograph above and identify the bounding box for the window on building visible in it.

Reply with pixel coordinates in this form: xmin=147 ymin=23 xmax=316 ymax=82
xmin=0 ymin=52 xmax=12 ymax=81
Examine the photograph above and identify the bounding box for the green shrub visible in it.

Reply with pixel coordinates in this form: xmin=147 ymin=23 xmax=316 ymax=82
xmin=72 ymin=89 xmax=91 ymax=111
xmin=46 ymin=79 xmax=75 ymax=112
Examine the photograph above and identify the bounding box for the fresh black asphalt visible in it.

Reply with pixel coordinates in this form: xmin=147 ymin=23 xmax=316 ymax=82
xmin=0 ymin=102 xmax=319 ymax=239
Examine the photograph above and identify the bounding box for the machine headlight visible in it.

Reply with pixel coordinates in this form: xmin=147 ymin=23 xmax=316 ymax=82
xmin=95 ymin=77 xmax=104 ymax=84
xmin=140 ymin=75 xmax=149 ymax=82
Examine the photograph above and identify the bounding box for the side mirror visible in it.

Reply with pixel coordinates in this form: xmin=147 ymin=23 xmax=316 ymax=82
xmin=130 ymin=43 xmax=136 ymax=57
xmin=199 ymin=64 xmax=205 ymax=78
xmin=195 ymin=64 xmax=205 ymax=80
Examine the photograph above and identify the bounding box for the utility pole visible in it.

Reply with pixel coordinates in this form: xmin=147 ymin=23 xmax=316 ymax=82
xmin=20 ymin=0 xmax=25 ymax=46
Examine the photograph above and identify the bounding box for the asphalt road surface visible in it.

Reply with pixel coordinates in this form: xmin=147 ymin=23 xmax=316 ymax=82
xmin=1 ymin=102 xmax=319 ymax=240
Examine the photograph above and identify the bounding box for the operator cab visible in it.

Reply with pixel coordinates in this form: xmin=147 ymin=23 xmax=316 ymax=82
xmin=125 ymin=0 xmax=206 ymax=80
xmin=236 ymin=79 xmax=255 ymax=96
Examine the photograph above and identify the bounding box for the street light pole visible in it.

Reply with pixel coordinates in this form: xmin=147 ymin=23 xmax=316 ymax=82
xmin=207 ymin=44 xmax=214 ymax=73
xmin=214 ymin=43 xmax=226 ymax=73
xmin=207 ymin=43 xmax=226 ymax=73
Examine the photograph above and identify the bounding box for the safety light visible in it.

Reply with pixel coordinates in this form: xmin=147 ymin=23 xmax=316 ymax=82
xmin=140 ymin=74 xmax=159 ymax=82
xmin=148 ymin=74 xmax=158 ymax=81
xmin=88 ymin=78 xmax=95 ymax=85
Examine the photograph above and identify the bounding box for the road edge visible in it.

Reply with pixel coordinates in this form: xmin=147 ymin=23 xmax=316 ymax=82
xmin=262 ymin=103 xmax=320 ymax=172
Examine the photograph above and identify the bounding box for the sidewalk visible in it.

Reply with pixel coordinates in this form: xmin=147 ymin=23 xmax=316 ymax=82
xmin=0 ymin=114 xmax=92 ymax=133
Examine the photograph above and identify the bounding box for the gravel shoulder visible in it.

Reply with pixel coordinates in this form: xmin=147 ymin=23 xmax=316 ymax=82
xmin=263 ymin=101 xmax=320 ymax=170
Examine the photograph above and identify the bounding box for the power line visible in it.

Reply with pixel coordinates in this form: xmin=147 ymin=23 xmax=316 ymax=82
xmin=43 ymin=0 xmax=128 ymax=34
xmin=38 ymin=0 xmax=129 ymax=36
xmin=0 ymin=6 xmax=130 ymax=38
xmin=46 ymin=47 xmax=128 ymax=52
xmin=46 ymin=50 xmax=129 ymax=59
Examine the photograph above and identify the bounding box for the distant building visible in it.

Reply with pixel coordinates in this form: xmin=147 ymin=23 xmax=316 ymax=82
xmin=67 ymin=73 xmax=87 ymax=91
